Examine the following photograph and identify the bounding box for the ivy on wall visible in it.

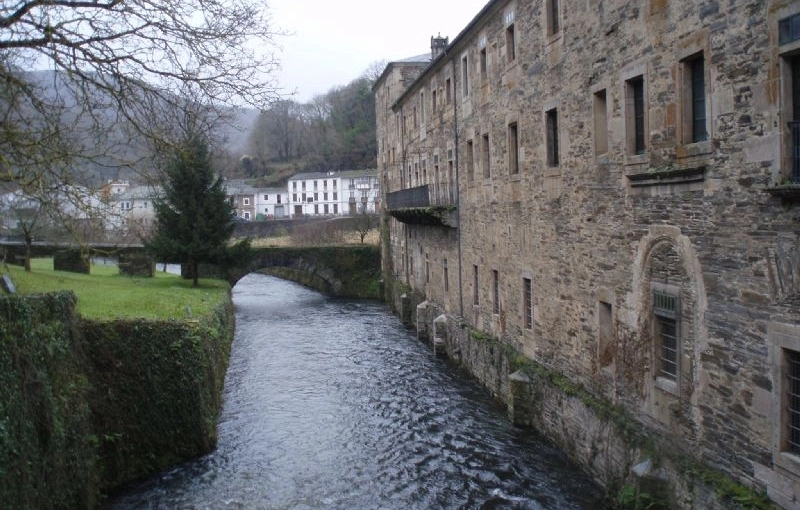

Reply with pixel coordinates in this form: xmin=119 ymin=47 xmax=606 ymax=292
xmin=0 ymin=292 xmax=235 ymax=509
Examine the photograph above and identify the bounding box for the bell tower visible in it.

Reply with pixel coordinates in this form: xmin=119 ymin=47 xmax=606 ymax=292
xmin=430 ymin=33 xmax=449 ymax=60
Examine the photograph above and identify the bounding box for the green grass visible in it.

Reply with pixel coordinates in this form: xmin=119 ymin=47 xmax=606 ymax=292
xmin=3 ymin=258 xmax=230 ymax=320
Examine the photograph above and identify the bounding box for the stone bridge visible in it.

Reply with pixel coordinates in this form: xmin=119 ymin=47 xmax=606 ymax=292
xmin=223 ymin=246 xmax=382 ymax=299
xmin=1 ymin=241 xmax=383 ymax=300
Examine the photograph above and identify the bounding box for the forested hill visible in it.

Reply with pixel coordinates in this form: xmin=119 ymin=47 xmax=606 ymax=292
xmin=18 ymin=69 xmax=379 ymax=187
xmin=227 ymin=74 xmax=379 ymax=182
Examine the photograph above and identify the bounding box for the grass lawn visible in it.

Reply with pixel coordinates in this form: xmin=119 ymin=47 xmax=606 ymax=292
xmin=3 ymin=258 xmax=230 ymax=320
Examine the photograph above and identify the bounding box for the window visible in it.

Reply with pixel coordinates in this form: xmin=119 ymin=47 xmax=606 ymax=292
xmin=506 ymin=22 xmax=516 ymax=63
xmin=420 ymin=92 xmax=425 ymax=125
xmin=462 ymin=55 xmax=469 ymax=97
xmin=292 ymin=193 xmax=297 ymax=202
xmin=546 ymin=108 xmax=559 ymax=167
xmin=443 ymin=258 xmax=449 ymax=292
xmin=277 ymin=195 xmax=281 ymax=203
xmin=523 ymin=277 xmax=532 ymax=330
xmin=598 ymin=301 xmax=613 ymax=367
xmin=482 ymin=133 xmax=490 ymax=178
xmin=780 ymin=12 xmax=800 ymax=44
xmin=684 ymin=54 xmax=707 ymax=143
xmin=547 ymin=0 xmax=560 ymax=36
xmin=593 ymin=89 xmax=608 ymax=155
xmin=466 ymin=139 xmax=475 ymax=182
xmin=492 ymin=270 xmax=500 ymax=314
xmin=789 ymin=55 xmax=800 ymax=182
xmin=324 ymin=204 xmax=329 ymax=214
xmin=333 ymin=204 xmax=338 ymax=214
xmin=787 ymin=349 xmax=800 ymax=454
xmin=653 ymin=291 xmax=679 ymax=381
xmin=508 ymin=122 xmax=519 ymax=175
xmin=263 ymin=194 xmax=268 ymax=200
xmin=243 ymin=197 xmax=250 ymax=206
xmin=626 ymin=76 xmax=646 ymax=155
xmin=243 ymin=212 xmax=250 ymax=220
xmin=446 ymin=78 xmax=452 ymax=104
xmin=473 ymin=265 xmax=479 ymax=306
xmin=432 ymin=89 xmax=437 ymax=112
xmin=425 ymin=253 xmax=430 ymax=283
xmin=292 ymin=182 xmax=297 ymax=190
xmin=480 ymin=47 xmax=487 ymax=81
xmin=333 ymin=192 xmax=338 ymax=200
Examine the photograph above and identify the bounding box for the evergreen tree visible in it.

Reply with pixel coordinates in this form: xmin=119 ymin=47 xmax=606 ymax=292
xmin=146 ymin=134 xmax=242 ymax=287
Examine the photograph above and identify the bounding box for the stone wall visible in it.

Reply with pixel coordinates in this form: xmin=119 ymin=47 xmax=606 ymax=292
xmin=376 ymin=0 xmax=800 ymax=507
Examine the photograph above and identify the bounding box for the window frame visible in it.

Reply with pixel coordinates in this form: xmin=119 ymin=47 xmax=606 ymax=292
xmin=652 ymin=287 xmax=680 ymax=393
xmin=482 ymin=133 xmax=491 ymax=179
xmin=461 ymin=55 xmax=470 ymax=97
xmin=681 ymin=53 xmax=708 ymax=144
xmin=546 ymin=0 xmax=560 ymax=38
xmin=508 ymin=121 xmax=519 ymax=175
xmin=625 ymin=75 xmax=647 ymax=157
xmin=492 ymin=269 xmax=500 ymax=315
xmin=505 ymin=17 xmax=516 ymax=63
xmin=769 ymin=321 xmax=800 ymax=477
xmin=523 ymin=277 xmax=533 ymax=330
xmin=545 ymin=108 xmax=560 ymax=167
xmin=593 ymin=88 xmax=608 ymax=156
xmin=466 ymin=138 xmax=475 ymax=183
xmin=473 ymin=264 xmax=479 ymax=306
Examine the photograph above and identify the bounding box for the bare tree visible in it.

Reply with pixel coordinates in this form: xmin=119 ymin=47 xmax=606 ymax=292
xmin=0 ymin=0 xmax=282 ymax=221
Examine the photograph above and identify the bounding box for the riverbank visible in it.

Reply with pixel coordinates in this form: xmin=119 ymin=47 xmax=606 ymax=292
xmin=402 ymin=290 xmax=776 ymax=510
xmin=0 ymin=263 xmax=235 ymax=508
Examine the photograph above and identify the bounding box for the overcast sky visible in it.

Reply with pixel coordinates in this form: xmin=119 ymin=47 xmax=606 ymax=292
xmin=267 ymin=0 xmax=490 ymax=103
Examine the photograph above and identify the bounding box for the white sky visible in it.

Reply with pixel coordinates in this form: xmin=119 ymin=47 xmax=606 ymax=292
xmin=267 ymin=0 xmax=490 ymax=103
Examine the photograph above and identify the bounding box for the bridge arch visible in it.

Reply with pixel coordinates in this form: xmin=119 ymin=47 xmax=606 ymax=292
xmin=225 ymin=246 xmax=382 ymax=300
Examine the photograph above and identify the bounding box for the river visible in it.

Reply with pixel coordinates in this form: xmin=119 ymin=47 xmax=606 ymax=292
xmin=105 ymin=273 xmax=605 ymax=509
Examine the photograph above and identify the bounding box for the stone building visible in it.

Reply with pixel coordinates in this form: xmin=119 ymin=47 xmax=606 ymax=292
xmin=375 ymin=0 xmax=800 ymax=507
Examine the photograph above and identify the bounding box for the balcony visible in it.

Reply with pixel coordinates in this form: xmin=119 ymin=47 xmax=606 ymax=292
xmin=385 ymin=184 xmax=457 ymax=227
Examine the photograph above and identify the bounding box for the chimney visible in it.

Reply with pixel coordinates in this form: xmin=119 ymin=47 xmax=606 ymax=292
xmin=431 ymin=33 xmax=449 ymax=60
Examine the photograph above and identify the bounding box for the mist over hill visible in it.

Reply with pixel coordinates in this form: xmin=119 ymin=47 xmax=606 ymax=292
xmin=18 ymin=70 xmax=259 ymax=188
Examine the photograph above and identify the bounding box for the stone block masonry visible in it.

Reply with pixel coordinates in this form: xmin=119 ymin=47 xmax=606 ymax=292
xmin=375 ymin=0 xmax=800 ymax=507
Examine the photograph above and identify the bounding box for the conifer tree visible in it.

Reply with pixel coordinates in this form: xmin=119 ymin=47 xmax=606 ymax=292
xmin=146 ymin=133 xmax=242 ymax=287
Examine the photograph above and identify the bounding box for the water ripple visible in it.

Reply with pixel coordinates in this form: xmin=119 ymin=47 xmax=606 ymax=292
xmin=106 ymin=274 xmax=604 ymax=510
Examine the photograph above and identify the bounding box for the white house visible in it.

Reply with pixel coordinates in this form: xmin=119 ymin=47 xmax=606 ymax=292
xmin=287 ymin=169 xmax=378 ymax=218
xmin=102 ymin=181 xmax=158 ymax=236
xmin=253 ymin=187 xmax=289 ymax=219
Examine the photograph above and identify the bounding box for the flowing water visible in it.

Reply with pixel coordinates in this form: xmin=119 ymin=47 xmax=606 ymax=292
xmin=105 ymin=273 xmax=605 ymax=510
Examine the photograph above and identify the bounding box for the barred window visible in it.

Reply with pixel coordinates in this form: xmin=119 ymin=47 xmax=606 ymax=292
xmin=523 ymin=277 xmax=532 ymax=330
xmin=787 ymin=350 xmax=800 ymax=454
xmin=653 ymin=291 xmax=679 ymax=380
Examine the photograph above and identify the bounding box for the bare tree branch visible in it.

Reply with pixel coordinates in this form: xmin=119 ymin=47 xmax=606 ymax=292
xmin=0 ymin=0 xmax=283 ymax=240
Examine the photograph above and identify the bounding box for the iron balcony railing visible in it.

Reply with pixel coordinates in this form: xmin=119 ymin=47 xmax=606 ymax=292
xmin=385 ymin=183 xmax=457 ymax=211
xmin=792 ymin=121 xmax=800 ymax=183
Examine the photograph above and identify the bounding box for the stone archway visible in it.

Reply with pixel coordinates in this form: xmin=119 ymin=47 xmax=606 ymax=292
xmin=625 ymin=225 xmax=708 ymax=433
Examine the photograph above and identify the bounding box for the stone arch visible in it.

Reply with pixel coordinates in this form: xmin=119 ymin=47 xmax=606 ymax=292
xmin=626 ymin=225 xmax=708 ymax=433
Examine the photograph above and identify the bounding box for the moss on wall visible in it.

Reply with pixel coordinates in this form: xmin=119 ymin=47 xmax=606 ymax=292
xmin=252 ymin=245 xmax=382 ymax=299
xmin=0 ymin=292 xmax=235 ymax=508
xmin=0 ymin=292 xmax=97 ymax=509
